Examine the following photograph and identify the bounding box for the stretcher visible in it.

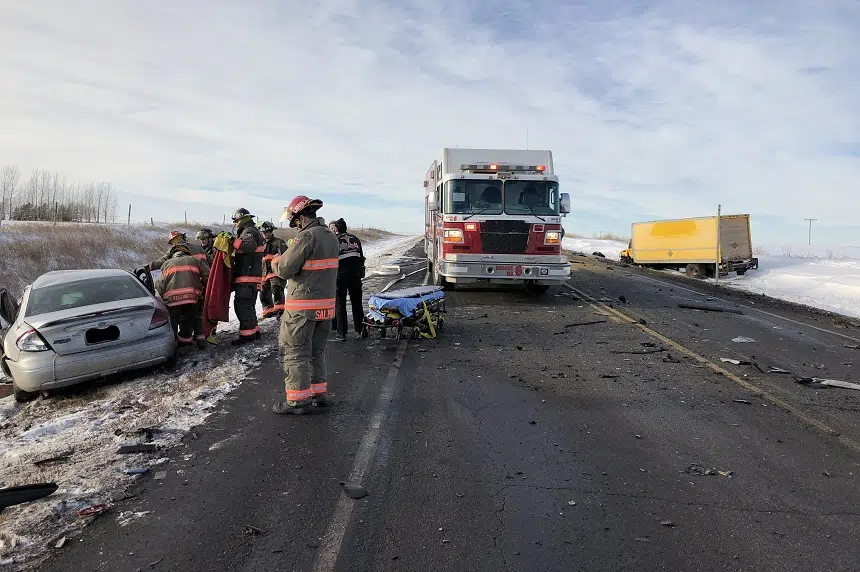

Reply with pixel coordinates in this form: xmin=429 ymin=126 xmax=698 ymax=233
xmin=364 ymin=286 xmax=446 ymax=340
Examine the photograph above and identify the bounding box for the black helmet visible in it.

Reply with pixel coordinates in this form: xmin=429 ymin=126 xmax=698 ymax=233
xmin=231 ymin=208 xmax=252 ymax=223
xmin=260 ymin=221 xmax=276 ymax=233
xmin=196 ymin=228 xmax=214 ymax=241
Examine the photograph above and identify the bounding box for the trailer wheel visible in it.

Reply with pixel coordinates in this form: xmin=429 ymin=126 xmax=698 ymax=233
xmin=685 ymin=264 xmax=706 ymax=279
xmin=736 ymin=269 xmax=746 ymax=276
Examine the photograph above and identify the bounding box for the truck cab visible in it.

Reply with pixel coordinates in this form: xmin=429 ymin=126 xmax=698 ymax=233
xmin=424 ymin=148 xmax=572 ymax=293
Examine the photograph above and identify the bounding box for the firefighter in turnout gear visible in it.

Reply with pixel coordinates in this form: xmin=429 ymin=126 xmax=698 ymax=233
xmin=148 ymin=230 xmax=207 ymax=271
xmin=153 ymin=244 xmax=210 ymax=349
xmin=272 ymin=196 xmax=339 ymax=414
xmin=259 ymin=221 xmax=288 ymax=320
xmin=196 ymin=228 xmax=215 ymax=263
xmin=332 ymin=218 xmax=367 ymax=341
xmin=230 ymin=208 xmax=264 ymax=346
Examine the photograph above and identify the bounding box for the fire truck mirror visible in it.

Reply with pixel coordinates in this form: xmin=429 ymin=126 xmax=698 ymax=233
xmin=560 ymin=193 xmax=571 ymax=215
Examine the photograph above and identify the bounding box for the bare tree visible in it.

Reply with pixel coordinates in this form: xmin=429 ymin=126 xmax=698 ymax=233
xmin=0 ymin=165 xmax=21 ymax=220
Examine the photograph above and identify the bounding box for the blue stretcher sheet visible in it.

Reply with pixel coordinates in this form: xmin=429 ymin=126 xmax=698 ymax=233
xmin=368 ymin=286 xmax=445 ymax=317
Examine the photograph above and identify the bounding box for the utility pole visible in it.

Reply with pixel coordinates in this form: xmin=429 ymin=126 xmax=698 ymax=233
xmin=804 ymin=218 xmax=817 ymax=246
xmin=526 ymin=127 xmax=529 ymax=150
xmin=127 ymin=204 xmax=132 ymax=226
xmin=715 ymin=204 xmax=722 ymax=285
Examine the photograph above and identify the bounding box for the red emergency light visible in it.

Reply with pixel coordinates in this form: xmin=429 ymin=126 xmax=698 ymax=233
xmin=536 ymin=165 xmax=546 ymax=172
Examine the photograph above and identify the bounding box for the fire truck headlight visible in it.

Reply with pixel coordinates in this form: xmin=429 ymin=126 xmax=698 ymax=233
xmin=443 ymin=229 xmax=464 ymax=243
xmin=544 ymin=231 xmax=562 ymax=245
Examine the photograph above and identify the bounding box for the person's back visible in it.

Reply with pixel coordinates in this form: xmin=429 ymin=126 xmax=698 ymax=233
xmin=159 ymin=254 xmax=208 ymax=306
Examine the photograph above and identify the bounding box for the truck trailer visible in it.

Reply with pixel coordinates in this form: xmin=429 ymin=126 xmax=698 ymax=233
xmin=424 ymin=148 xmax=572 ymax=293
xmin=619 ymin=214 xmax=759 ymax=278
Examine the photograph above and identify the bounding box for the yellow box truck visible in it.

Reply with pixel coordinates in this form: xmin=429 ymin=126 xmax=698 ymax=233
xmin=619 ymin=214 xmax=759 ymax=278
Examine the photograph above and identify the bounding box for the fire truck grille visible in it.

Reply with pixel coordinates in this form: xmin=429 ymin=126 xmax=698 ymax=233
xmin=479 ymin=221 xmax=530 ymax=254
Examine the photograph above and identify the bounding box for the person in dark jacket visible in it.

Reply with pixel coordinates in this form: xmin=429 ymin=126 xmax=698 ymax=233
xmin=230 ymin=208 xmax=264 ymax=346
xmin=153 ymin=244 xmax=210 ymax=349
xmin=332 ymin=218 xmax=366 ymax=341
xmin=259 ymin=221 xmax=288 ymax=319
xmin=196 ymin=228 xmax=215 ymax=263
xmin=148 ymin=230 xmax=207 ymax=271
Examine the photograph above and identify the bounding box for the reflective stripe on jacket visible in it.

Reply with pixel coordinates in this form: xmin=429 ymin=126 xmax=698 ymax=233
xmin=273 ymin=217 xmax=339 ymax=320
xmin=154 ymin=255 xmax=210 ymax=307
xmin=262 ymin=236 xmax=288 ymax=283
xmin=231 ymin=224 xmax=263 ymax=288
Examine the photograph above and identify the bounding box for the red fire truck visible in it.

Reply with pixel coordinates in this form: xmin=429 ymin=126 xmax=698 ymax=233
xmin=424 ymin=148 xmax=572 ymax=294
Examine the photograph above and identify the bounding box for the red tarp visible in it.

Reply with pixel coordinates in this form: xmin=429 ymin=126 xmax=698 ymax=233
xmin=203 ymin=249 xmax=232 ymax=338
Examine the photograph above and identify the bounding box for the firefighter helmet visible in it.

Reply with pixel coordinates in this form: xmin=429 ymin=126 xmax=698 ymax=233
xmin=260 ymin=221 xmax=276 ymax=233
xmin=168 ymin=230 xmax=186 ymax=245
xmin=195 ymin=228 xmax=214 ymax=241
xmin=282 ymin=196 xmax=324 ymax=228
xmin=231 ymin=208 xmax=253 ymax=223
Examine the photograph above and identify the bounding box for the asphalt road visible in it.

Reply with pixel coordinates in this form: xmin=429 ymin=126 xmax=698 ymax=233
xmin=41 ymin=245 xmax=860 ymax=572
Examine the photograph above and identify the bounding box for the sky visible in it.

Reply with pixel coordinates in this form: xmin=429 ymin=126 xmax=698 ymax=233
xmin=0 ymin=0 xmax=859 ymax=243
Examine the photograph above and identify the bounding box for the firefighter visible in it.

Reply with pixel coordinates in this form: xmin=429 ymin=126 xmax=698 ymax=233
xmin=259 ymin=221 xmax=288 ymax=320
xmin=196 ymin=227 xmax=215 ymax=262
xmin=148 ymin=230 xmax=207 ymax=271
xmin=230 ymin=208 xmax=264 ymax=345
xmin=271 ymin=195 xmax=339 ymax=414
xmin=153 ymin=244 xmax=210 ymax=349
xmin=331 ymin=218 xmax=367 ymax=341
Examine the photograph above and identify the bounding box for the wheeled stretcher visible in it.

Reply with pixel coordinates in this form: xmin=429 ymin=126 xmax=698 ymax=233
xmin=364 ymin=286 xmax=446 ymax=340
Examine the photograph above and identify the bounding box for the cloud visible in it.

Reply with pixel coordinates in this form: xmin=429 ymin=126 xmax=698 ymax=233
xmin=0 ymin=0 xmax=858 ymax=240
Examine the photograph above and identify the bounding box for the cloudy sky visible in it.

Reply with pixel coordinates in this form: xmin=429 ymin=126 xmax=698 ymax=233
xmin=1 ymin=0 xmax=858 ymax=243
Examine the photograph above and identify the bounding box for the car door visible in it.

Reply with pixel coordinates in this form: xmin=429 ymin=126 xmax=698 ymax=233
xmin=131 ymin=266 xmax=156 ymax=295
xmin=0 ymin=287 xmax=20 ymax=332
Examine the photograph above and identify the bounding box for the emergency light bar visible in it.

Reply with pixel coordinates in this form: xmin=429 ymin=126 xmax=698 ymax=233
xmin=460 ymin=163 xmax=546 ymax=174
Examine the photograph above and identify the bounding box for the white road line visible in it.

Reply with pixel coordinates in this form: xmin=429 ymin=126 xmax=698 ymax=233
xmin=311 ymin=340 xmax=409 ymax=572
xmin=627 ymin=271 xmax=860 ymax=344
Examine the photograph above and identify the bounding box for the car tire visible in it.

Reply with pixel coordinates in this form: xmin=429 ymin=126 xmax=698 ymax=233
xmin=526 ymin=283 xmax=550 ymax=296
xmin=163 ymin=350 xmax=178 ymax=371
xmin=13 ymin=382 xmax=38 ymax=403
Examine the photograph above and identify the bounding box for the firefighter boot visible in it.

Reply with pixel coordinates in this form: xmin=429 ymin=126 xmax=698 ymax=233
xmin=272 ymin=401 xmax=314 ymax=415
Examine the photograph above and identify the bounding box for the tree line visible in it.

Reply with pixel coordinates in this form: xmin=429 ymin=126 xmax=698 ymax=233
xmin=0 ymin=164 xmax=118 ymax=223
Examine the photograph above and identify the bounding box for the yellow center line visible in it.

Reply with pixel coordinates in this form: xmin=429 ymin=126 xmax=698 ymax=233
xmin=564 ymin=283 xmax=860 ymax=457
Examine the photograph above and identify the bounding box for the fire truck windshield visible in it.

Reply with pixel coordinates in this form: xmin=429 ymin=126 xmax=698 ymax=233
xmin=442 ymin=180 xmax=559 ymax=216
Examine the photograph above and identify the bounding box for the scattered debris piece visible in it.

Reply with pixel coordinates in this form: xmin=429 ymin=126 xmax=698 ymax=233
xmin=641 ymin=342 xmax=657 ymax=348
xmin=822 ymin=470 xmax=831 ymax=478
xmin=733 ymin=399 xmax=751 ymax=404
xmin=564 ymin=320 xmax=607 ymax=328
xmin=528 ymin=420 xmax=538 ymax=425
xmin=844 ymin=344 xmax=860 ymax=350
xmin=635 ymin=537 xmax=651 ymax=543
xmin=342 ymin=483 xmax=369 ymax=499
xmin=154 ymin=471 xmax=167 ymax=480
xmin=568 ymin=500 xmax=577 ymax=506
xmin=638 ymin=319 xmax=648 ymax=325
xmin=592 ymin=252 xmax=606 ymax=258
xmin=600 ymin=374 xmax=620 ymax=379
xmin=78 ymin=504 xmax=109 ymax=518
xmin=150 ymin=558 xmax=163 ymax=567
xmin=721 ymin=358 xmax=751 ymax=366
xmin=122 ymin=468 xmax=149 ymax=476
xmin=660 ymin=520 xmax=675 ymax=528
xmin=767 ymin=366 xmax=791 ymax=374
xmin=662 ymin=354 xmax=681 ymax=364
xmin=679 ymin=303 xmax=743 ymax=315
xmin=243 ymin=525 xmax=266 ymax=536
xmin=34 ymin=451 xmax=74 ymax=466
xmin=54 ymin=537 xmax=67 ymax=549
xmin=732 ymin=337 xmax=756 ymax=344
xmin=619 ymin=296 xmax=627 ymax=303
xmin=797 ymin=377 xmax=860 ymax=391
xmin=686 ymin=463 xmax=733 ymax=477
xmin=117 ymin=444 xmax=158 ymax=455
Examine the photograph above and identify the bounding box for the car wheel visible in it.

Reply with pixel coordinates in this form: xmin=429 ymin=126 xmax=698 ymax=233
xmin=164 ymin=350 xmax=178 ymax=371
xmin=526 ymin=283 xmax=550 ymax=296
xmin=13 ymin=382 xmax=39 ymax=403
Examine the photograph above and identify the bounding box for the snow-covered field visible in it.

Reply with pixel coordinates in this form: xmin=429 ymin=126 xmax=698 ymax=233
xmin=0 ymin=234 xmax=420 ymax=570
xmin=564 ymin=237 xmax=860 ymax=320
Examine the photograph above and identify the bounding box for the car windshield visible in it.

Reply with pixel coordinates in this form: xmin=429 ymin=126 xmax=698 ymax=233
xmin=443 ymin=180 xmax=504 ymax=215
xmin=443 ymin=180 xmax=559 ymax=216
xmin=503 ymin=181 xmax=559 ymax=216
xmin=25 ymin=275 xmax=149 ymax=317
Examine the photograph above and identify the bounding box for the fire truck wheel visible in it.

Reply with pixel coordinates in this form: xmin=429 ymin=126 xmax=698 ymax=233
xmin=526 ymin=283 xmax=550 ymax=296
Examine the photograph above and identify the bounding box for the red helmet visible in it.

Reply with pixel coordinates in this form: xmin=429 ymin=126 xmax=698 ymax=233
xmin=282 ymin=195 xmax=323 ymax=228
xmin=168 ymin=230 xmax=186 ymax=245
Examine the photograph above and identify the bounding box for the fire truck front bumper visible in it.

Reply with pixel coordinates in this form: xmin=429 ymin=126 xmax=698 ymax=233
xmin=439 ymin=254 xmax=571 ymax=285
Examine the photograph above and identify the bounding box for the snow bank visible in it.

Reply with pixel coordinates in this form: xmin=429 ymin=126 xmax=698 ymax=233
xmin=562 ymin=237 xmax=628 ymax=260
xmin=0 ymin=235 xmax=420 ymax=570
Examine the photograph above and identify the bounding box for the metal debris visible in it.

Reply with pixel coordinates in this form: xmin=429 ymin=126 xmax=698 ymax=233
xmin=797 ymin=377 xmax=860 ymax=391
xmin=686 ymin=463 xmax=733 ymax=478
xmin=721 ymin=358 xmax=751 ymax=366
xmin=117 ymin=444 xmax=158 ymax=455
xmin=243 ymin=525 xmax=266 ymax=536
xmin=733 ymin=399 xmax=751 ymax=404
xmin=732 ymin=337 xmax=756 ymax=343
xmin=342 ymin=483 xmax=369 ymax=499
xmin=564 ymin=320 xmax=607 ymax=328
xmin=679 ymin=303 xmax=744 ymax=315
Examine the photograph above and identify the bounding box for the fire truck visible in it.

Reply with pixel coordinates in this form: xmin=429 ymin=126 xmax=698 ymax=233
xmin=424 ymin=148 xmax=572 ymax=293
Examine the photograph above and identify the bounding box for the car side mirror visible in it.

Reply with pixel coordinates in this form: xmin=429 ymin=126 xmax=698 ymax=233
xmin=560 ymin=193 xmax=571 ymax=215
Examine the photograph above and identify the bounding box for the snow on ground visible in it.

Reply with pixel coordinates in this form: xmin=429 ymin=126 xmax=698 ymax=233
xmin=562 ymin=237 xmax=628 ymax=260
xmin=0 ymin=235 xmax=420 ymax=571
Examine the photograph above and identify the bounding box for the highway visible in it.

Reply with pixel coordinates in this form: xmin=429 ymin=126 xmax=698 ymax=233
xmin=42 ymin=242 xmax=860 ymax=572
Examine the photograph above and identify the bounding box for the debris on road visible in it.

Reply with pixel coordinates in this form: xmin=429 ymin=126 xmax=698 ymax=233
xmin=54 ymin=536 xmax=67 ymax=549
xmin=600 ymin=374 xmax=620 ymax=379
xmin=77 ymin=504 xmax=109 ymax=518
xmin=243 ymin=525 xmax=266 ymax=536
xmin=117 ymin=444 xmax=159 ymax=455
xmin=796 ymin=377 xmax=860 ymax=391
xmin=733 ymin=399 xmax=752 ymax=404
xmin=564 ymin=320 xmax=608 ymax=328
xmin=154 ymin=471 xmax=167 ymax=480
xmin=660 ymin=520 xmax=676 ymax=528
xmin=342 ymin=483 xmax=369 ymax=499
xmin=662 ymin=354 xmax=681 ymax=363
xmin=721 ymin=358 xmax=752 ymax=366
xmin=686 ymin=463 xmax=733 ymax=478
xmin=679 ymin=303 xmax=744 ymax=315
xmin=611 ymin=348 xmax=666 ymax=355
xmin=844 ymin=344 xmax=860 ymax=350
xmin=33 ymin=451 xmax=74 ymax=466
xmin=122 ymin=468 xmax=149 ymax=476
xmin=732 ymin=337 xmax=756 ymax=344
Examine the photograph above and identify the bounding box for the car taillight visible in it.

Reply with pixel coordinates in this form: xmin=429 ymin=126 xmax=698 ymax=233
xmin=17 ymin=329 xmax=50 ymax=352
xmin=149 ymin=305 xmax=170 ymax=330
